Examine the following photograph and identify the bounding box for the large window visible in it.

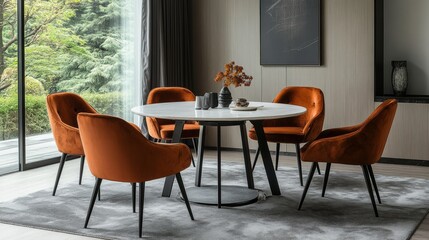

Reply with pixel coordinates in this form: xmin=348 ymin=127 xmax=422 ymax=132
xmin=0 ymin=0 xmax=142 ymax=173
xmin=0 ymin=0 xmax=19 ymax=174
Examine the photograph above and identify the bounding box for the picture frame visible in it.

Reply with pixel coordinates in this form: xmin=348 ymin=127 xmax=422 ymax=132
xmin=260 ymin=0 xmax=321 ymax=65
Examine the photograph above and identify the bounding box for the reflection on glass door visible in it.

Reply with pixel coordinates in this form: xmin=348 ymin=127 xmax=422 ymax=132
xmin=0 ymin=0 xmax=19 ymax=174
xmin=23 ymin=0 xmax=142 ymax=164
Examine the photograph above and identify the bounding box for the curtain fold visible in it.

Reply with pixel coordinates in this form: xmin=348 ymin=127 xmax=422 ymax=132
xmin=141 ymin=0 xmax=193 ymax=137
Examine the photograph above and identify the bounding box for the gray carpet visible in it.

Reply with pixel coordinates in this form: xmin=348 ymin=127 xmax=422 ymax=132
xmin=0 ymin=160 xmax=428 ymax=240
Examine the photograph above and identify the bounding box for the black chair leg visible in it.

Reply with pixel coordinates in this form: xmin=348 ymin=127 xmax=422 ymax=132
xmin=252 ymin=146 xmax=260 ymax=171
xmin=176 ymin=173 xmax=194 ymax=220
xmin=139 ymin=182 xmax=145 ymax=238
xmin=53 ymin=153 xmax=67 ymax=196
xmin=94 ymin=177 xmax=101 ymax=201
xmin=275 ymin=143 xmax=280 ymax=171
xmin=84 ymin=178 xmax=102 ymax=228
xmin=295 ymin=144 xmax=303 ymax=186
xmin=298 ymin=162 xmax=317 ymax=210
xmin=79 ymin=156 xmax=85 ymax=185
xmin=322 ymin=163 xmax=331 ymax=197
xmin=190 ymin=154 xmax=196 ymax=167
xmin=367 ymin=165 xmax=381 ymax=204
xmin=316 ymin=163 xmax=321 ymax=175
xmin=361 ymin=165 xmax=379 ymax=217
xmin=132 ymin=183 xmax=136 ymax=213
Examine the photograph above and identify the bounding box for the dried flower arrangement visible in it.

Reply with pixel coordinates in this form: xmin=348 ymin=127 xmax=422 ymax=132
xmin=214 ymin=61 xmax=253 ymax=87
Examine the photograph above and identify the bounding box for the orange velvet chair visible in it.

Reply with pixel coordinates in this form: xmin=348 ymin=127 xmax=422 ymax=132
xmin=297 ymin=99 xmax=398 ymax=217
xmin=146 ymin=87 xmax=200 ymax=166
xmin=46 ymin=92 xmax=97 ymax=196
xmin=77 ymin=113 xmax=194 ymax=238
xmin=249 ymin=87 xmax=325 ymax=185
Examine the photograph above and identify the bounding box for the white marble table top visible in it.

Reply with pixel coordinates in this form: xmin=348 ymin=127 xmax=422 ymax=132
xmin=131 ymin=101 xmax=306 ymax=121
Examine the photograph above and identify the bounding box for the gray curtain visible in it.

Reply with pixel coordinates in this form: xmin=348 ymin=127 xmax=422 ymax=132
xmin=141 ymin=0 xmax=193 ymax=136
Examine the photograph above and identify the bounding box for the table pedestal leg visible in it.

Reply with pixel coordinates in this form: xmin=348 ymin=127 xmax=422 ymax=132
xmin=250 ymin=120 xmax=281 ymax=195
xmin=240 ymin=123 xmax=254 ymax=189
xmin=162 ymin=120 xmax=185 ymax=197
xmin=217 ymin=125 xmax=221 ymax=208
xmin=195 ymin=125 xmax=206 ymax=187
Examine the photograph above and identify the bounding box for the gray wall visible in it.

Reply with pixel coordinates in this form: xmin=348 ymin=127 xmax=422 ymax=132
xmin=192 ymin=0 xmax=429 ymax=160
xmin=384 ymin=0 xmax=429 ymax=95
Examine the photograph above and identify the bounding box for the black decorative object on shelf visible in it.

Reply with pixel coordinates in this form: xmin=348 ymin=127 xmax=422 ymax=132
xmin=218 ymin=87 xmax=232 ymax=108
xmin=391 ymin=61 xmax=408 ymax=96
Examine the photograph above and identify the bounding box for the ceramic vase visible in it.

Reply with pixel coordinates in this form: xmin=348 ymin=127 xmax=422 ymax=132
xmin=218 ymin=86 xmax=232 ymax=108
xmin=391 ymin=61 xmax=408 ymax=96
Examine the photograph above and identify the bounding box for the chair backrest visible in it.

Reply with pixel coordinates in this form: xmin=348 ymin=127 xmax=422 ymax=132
xmin=77 ymin=113 xmax=153 ymax=182
xmin=46 ymin=92 xmax=97 ymax=128
xmin=46 ymin=92 xmax=97 ymax=154
xmin=147 ymin=87 xmax=195 ymax=104
xmin=78 ymin=113 xmax=191 ymax=182
xmin=146 ymin=87 xmax=196 ymax=138
xmin=358 ymin=99 xmax=397 ymax=164
xmin=265 ymin=86 xmax=325 ymax=141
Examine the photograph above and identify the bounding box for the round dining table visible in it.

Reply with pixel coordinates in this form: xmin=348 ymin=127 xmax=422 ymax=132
xmin=132 ymin=101 xmax=306 ymax=207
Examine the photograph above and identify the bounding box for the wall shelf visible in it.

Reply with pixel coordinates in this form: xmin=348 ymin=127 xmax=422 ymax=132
xmin=375 ymin=95 xmax=429 ymax=104
xmin=374 ymin=0 xmax=429 ymax=103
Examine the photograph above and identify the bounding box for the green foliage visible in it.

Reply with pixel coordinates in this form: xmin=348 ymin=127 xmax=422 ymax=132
xmin=81 ymin=92 xmax=123 ymax=116
xmin=5 ymin=77 xmax=46 ymax=96
xmin=0 ymin=92 xmax=123 ymax=141
xmin=0 ymin=96 xmax=19 ymax=140
xmin=1 ymin=0 xmax=125 ymax=94
xmin=57 ymin=0 xmax=124 ymax=93
xmin=0 ymin=95 xmax=50 ymax=140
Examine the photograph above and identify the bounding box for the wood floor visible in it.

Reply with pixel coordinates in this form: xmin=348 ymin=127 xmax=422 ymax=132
xmin=0 ymin=150 xmax=428 ymax=239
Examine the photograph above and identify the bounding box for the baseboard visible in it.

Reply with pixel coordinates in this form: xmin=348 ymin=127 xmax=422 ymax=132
xmin=378 ymin=157 xmax=429 ymax=167
xmin=204 ymin=146 xmax=429 ymax=167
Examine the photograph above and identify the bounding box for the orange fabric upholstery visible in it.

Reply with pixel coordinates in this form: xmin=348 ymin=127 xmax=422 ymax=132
xmin=301 ymin=99 xmax=398 ymax=165
xmin=77 ymin=113 xmax=192 ymax=183
xmin=248 ymin=86 xmax=325 ymax=143
xmin=146 ymin=87 xmax=199 ymax=140
xmin=46 ymin=92 xmax=97 ymax=155
xmin=159 ymin=124 xmax=201 ymax=139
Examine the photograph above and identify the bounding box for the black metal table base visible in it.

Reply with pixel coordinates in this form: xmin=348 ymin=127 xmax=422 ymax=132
xmin=182 ymin=185 xmax=260 ymax=207
xmin=162 ymin=119 xmax=281 ymax=198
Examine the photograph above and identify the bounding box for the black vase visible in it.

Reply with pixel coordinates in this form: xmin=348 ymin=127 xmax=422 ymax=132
xmin=209 ymin=92 xmax=218 ymax=108
xmin=218 ymin=86 xmax=232 ymax=108
xmin=391 ymin=61 xmax=408 ymax=96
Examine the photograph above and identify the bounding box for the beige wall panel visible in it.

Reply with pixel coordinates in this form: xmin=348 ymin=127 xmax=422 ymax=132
xmin=192 ymin=0 xmax=235 ymax=96
xmin=379 ymin=102 xmax=429 ymax=160
xmin=261 ymin=67 xmax=287 ymax=102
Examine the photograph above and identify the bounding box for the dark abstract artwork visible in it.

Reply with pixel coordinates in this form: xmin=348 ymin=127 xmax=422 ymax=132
xmin=260 ymin=0 xmax=320 ymax=65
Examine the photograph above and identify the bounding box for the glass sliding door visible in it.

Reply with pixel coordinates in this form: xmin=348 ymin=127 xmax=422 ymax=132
xmin=0 ymin=0 xmax=19 ymax=175
xmin=22 ymin=0 xmax=142 ymax=166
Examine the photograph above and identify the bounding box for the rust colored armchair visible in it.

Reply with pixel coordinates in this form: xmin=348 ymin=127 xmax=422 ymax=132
xmin=147 ymin=87 xmax=200 ymax=166
xmin=46 ymin=92 xmax=97 ymax=196
xmin=298 ymin=99 xmax=398 ymax=217
xmin=77 ymin=113 xmax=194 ymax=237
xmin=249 ymin=87 xmax=325 ymax=185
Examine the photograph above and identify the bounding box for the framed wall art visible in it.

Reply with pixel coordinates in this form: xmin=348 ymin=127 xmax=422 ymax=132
xmin=260 ymin=0 xmax=321 ymax=65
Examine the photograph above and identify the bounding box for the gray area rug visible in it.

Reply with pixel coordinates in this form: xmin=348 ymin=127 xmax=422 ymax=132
xmin=0 ymin=160 xmax=428 ymax=240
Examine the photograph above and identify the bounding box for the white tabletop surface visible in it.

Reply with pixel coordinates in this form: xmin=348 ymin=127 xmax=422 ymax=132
xmin=131 ymin=101 xmax=306 ymax=121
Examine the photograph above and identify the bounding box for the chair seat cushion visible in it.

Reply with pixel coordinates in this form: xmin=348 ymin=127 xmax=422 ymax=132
xmin=248 ymin=127 xmax=305 ymax=144
xmin=160 ymin=124 xmax=200 ymax=139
